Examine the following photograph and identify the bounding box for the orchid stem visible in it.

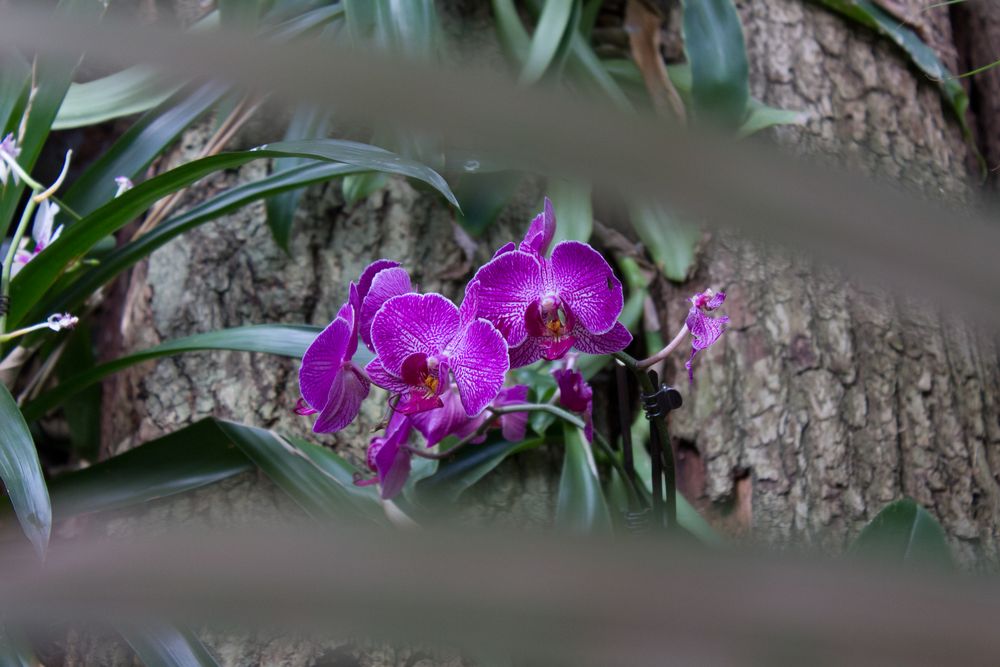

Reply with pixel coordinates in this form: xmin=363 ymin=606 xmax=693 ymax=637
xmin=0 ymin=195 xmax=39 ymax=337
xmin=637 ymin=324 xmax=688 ymax=370
xmin=612 ymin=350 xmax=678 ymax=532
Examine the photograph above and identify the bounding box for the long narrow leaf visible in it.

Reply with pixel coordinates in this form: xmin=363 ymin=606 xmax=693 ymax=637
xmin=259 ymin=139 xmax=459 ymax=208
xmin=60 ymin=83 xmax=227 ymax=217
xmin=0 ymin=51 xmax=30 ymax=136
xmin=27 ymin=161 xmax=364 ymax=325
xmin=629 ymin=201 xmax=701 ymax=282
xmin=218 ymin=420 xmax=385 ymax=523
xmin=23 ymin=325 xmax=322 ymax=422
xmin=53 ymin=67 xmax=183 ymax=130
xmin=266 ymin=105 xmax=332 ymax=250
xmin=0 ymin=384 xmax=50 ymax=558
xmin=520 ymin=0 xmax=577 ymax=84
xmin=119 ymin=623 xmax=219 ymax=667
xmin=556 ymin=425 xmax=611 ymax=533
xmin=47 ymin=419 xmax=252 ymax=519
xmin=850 ymin=498 xmax=953 ymax=568
xmin=546 ymin=179 xmax=591 ymax=244
xmin=681 ymin=0 xmax=750 ymax=126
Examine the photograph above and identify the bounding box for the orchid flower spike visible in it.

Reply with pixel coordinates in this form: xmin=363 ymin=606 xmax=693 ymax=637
xmin=473 ymin=197 xmax=632 ymax=368
xmin=553 ymin=367 xmax=594 ymax=442
xmin=409 ymin=383 xmax=529 ymax=447
xmin=0 ymin=133 xmax=20 ymax=186
xmin=685 ymin=289 xmax=729 ymax=381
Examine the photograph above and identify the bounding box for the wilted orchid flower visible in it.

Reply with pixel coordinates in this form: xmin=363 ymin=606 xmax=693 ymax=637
xmin=114 ymin=176 xmax=133 ymax=197
xmin=685 ymin=289 xmax=728 ymax=381
xmin=553 ymin=367 xmax=593 ymax=442
xmin=358 ymin=411 xmax=414 ymax=500
xmin=474 ymin=198 xmax=632 ymax=368
xmin=0 ymin=133 xmax=20 ymax=186
xmin=12 ymin=200 xmax=62 ymax=276
xmin=410 ymin=384 xmax=529 ymax=447
xmin=366 ymin=281 xmax=509 ymax=417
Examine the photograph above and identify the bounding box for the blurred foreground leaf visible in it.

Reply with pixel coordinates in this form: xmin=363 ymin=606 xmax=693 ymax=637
xmin=851 ymin=498 xmax=953 ymax=568
xmin=119 ymin=623 xmax=219 ymax=667
xmin=0 ymin=384 xmax=50 ymax=559
xmin=681 ymin=0 xmax=749 ymax=127
xmin=556 ymin=425 xmax=611 ymax=533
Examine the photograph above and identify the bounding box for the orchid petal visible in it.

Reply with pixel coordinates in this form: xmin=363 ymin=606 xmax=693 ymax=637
xmin=365 ymin=357 xmax=409 ymax=393
xmin=472 ymin=250 xmax=542 ymax=347
xmin=410 ymin=389 xmax=482 ymax=447
xmin=520 ymin=197 xmax=556 ymax=256
xmin=372 ymin=412 xmax=413 ymax=499
xmin=298 ymin=316 xmax=353 ymax=411
xmin=396 ymin=392 xmax=444 ymax=415
xmin=357 ymin=259 xmax=400 ymax=301
xmin=360 ymin=266 xmax=413 ymax=351
xmin=371 ymin=292 xmax=460 ymax=375
xmin=508 ymin=336 xmax=544 ymax=369
xmin=458 ymin=280 xmax=480 ymax=329
xmin=313 ymin=364 xmax=371 ymax=433
xmin=549 ymin=241 xmax=623 ymax=335
xmin=572 ymin=322 xmax=632 ymax=355
xmin=495 ymin=385 xmax=529 ymax=442
xmin=492 ymin=241 xmax=516 ymax=258
xmin=449 ymin=319 xmax=509 ymax=416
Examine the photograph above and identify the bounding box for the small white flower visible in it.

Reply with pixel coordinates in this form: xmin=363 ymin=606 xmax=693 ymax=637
xmin=114 ymin=175 xmax=133 ymax=197
xmin=46 ymin=313 xmax=79 ymax=332
xmin=0 ymin=133 xmax=21 ymax=187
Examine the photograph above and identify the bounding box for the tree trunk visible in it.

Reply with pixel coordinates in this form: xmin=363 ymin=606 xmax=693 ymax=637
xmin=72 ymin=0 xmax=1000 ymax=663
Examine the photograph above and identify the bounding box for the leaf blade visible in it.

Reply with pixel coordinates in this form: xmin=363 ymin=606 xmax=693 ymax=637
xmin=0 ymin=384 xmax=51 ymax=558
xmin=556 ymin=424 xmax=611 ymax=533
xmin=680 ymin=0 xmax=750 ymax=126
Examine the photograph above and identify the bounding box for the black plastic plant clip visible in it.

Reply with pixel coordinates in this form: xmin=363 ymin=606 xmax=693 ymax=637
xmin=641 ymin=380 xmax=683 ymax=419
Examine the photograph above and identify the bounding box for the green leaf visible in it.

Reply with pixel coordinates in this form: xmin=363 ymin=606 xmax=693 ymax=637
xmin=628 ymin=202 xmax=702 ymax=282
xmin=31 ymin=161 xmax=364 ymax=325
xmin=416 ymin=437 xmax=543 ymax=503
xmin=60 ymin=83 xmax=226 ymax=217
xmin=556 ymin=424 xmax=611 ymax=533
xmin=491 ymin=0 xmax=532 ymax=62
xmin=266 ymin=105 xmax=332 ymax=250
xmin=53 ymin=67 xmax=183 ymax=130
xmin=0 ymin=0 xmax=105 ymax=237
xmin=342 ymin=172 xmax=388 ymax=205
xmin=119 ymin=623 xmax=219 ymax=667
xmin=546 ymin=179 xmax=592 ymax=244
xmin=520 ymin=0 xmax=578 ymax=85
xmin=55 ymin=322 xmax=102 ymax=459
xmin=285 ymin=435 xmax=386 ymax=523
xmin=0 ymin=384 xmax=50 ymax=559
xmin=0 ymin=624 xmax=36 ymax=667
xmin=738 ymin=98 xmax=807 ymax=138
xmin=680 ymin=0 xmax=750 ymax=127
xmin=218 ymin=420 xmax=386 ymax=523
xmin=23 ymin=325 xmax=323 ymax=422
xmin=0 ymin=51 xmax=31 ymax=137
xmin=809 ymin=0 xmax=977 ymax=165
xmin=453 ymin=171 xmax=523 ymax=237
xmin=851 ymin=498 xmax=954 ymax=568
xmin=47 ymin=419 xmax=252 ymax=519
xmin=259 ymin=139 xmax=459 ymax=208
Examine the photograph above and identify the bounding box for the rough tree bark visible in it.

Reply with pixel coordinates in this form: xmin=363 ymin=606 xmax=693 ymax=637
xmin=66 ymin=0 xmax=1000 ymax=664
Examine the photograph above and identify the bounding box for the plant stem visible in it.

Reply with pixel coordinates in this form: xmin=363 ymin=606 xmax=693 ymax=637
xmin=637 ymin=324 xmax=688 ymax=369
xmin=612 ymin=350 xmax=678 ymax=532
xmin=0 ymin=196 xmax=38 ymax=336
xmin=592 ymin=430 xmax=646 ymax=506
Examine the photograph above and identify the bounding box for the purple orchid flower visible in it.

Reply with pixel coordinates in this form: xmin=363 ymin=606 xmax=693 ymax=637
xmin=297 ymin=298 xmax=370 ymax=433
xmin=473 ymin=197 xmax=632 ymax=368
xmin=553 ymin=367 xmax=594 ymax=442
xmin=358 ymin=411 xmax=414 ymax=500
xmin=12 ymin=200 xmax=62 ymax=276
xmin=685 ymin=289 xmax=728 ymax=381
xmin=410 ymin=384 xmax=529 ymax=447
xmin=296 ymin=260 xmax=412 ymax=433
xmin=365 ymin=281 xmax=509 ymax=417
